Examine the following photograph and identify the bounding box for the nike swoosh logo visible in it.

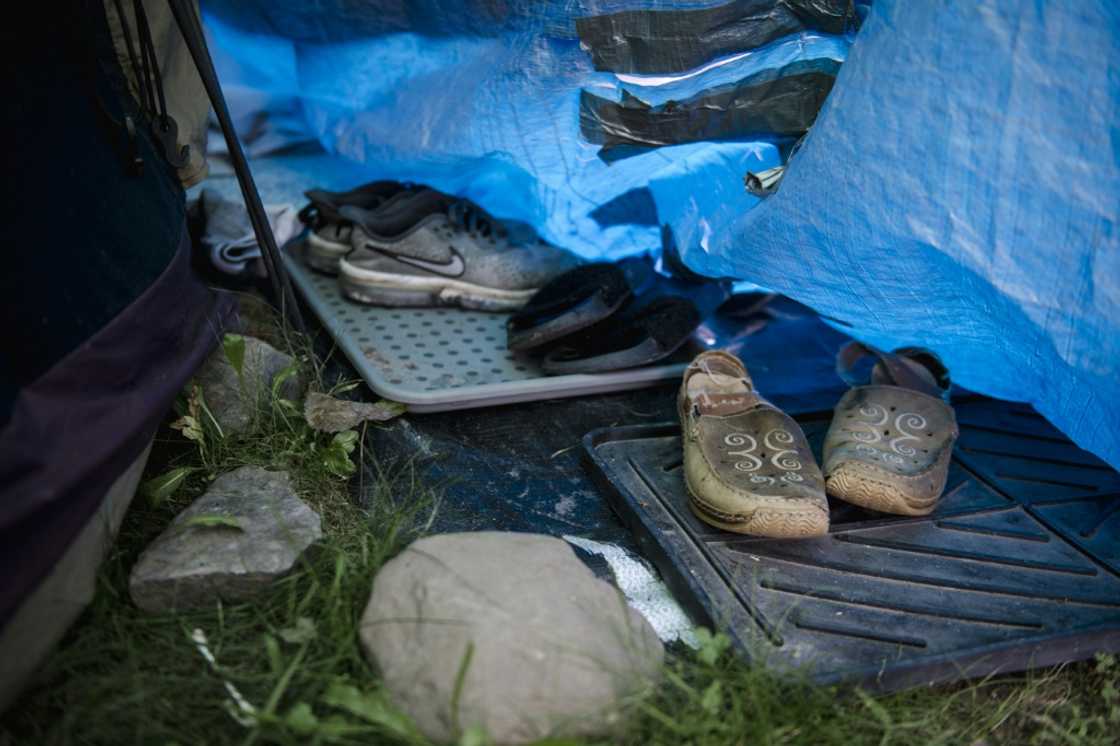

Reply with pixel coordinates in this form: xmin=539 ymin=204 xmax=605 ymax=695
xmin=370 ymin=245 xmax=466 ymax=278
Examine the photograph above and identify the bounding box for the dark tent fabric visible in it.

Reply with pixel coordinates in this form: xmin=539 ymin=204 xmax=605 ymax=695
xmin=0 ymin=0 xmax=233 ymax=626
xmin=200 ymin=0 xmax=1120 ymax=469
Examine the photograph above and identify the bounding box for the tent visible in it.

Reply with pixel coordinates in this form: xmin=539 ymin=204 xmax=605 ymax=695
xmin=2 ymin=0 xmax=1118 ymax=712
xmin=0 ymin=0 xmax=234 ymax=707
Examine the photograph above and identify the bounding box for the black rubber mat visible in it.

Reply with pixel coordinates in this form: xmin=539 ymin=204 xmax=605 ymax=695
xmin=584 ymin=399 xmax=1120 ymax=690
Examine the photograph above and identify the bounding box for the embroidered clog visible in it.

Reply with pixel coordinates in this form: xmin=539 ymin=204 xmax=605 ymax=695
xmin=678 ymin=350 xmax=829 ymax=538
xmin=823 ymin=343 xmax=957 ymax=516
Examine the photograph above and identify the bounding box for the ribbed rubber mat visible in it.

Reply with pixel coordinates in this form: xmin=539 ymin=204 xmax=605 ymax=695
xmin=584 ymin=401 xmax=1120 ymax=690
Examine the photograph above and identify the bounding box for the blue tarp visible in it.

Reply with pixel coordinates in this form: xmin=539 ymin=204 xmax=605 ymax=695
xmin=204 ymin=2 xmax=841 ymax=260
xmin=204 ymin=1 xmax=1120 ymax=469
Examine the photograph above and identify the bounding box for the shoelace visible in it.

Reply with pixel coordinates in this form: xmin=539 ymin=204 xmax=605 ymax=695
xmin=447 ymin=201 xmax=518 ymax=245
xmin=299 ymin=195 xmax=389 ymax=231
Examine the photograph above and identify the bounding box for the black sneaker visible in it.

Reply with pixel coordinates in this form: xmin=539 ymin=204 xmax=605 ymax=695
xmin=298 ymin=181 xmax=414 ymax=274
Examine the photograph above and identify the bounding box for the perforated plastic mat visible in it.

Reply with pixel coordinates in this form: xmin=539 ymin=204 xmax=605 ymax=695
xmin=281 ymin=243 xmax=689 ymax=412
xmin=584 ymin=399 xmax=1120 ymax=690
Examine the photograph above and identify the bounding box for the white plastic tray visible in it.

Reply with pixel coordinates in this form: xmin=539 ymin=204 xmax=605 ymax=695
xmin=282 ymin=244 xmax=687 ymax=412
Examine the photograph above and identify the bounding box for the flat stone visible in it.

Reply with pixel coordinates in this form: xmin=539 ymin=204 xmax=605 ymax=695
xmin=129 ymin=467 xmax=321 ymax=613
xmin=195 ymin=335 xmax=302 ymax=436
xmin=360 ymin=532 xmax=664 ymax=745
xmin=303 ymin=392 xmax=405 ymax=433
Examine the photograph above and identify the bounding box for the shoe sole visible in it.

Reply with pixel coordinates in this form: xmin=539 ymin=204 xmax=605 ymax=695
xmin=507 ymin=289 xmax=628 ymax=353
xmin=305 ymin=232 xmax=348 ymax=275
xmin=339 ymin=261 xmax=536 ymax=312
xmin=825 ymin=460 xmax=945 ymax=516
xmin=686 ymin=489 xmax=829 ymax=539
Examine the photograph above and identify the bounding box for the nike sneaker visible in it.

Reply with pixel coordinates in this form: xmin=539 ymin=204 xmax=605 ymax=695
xmin=338 ymin=193 xmax=581 ymax=311
xmin=297 ymin=180 xmax=414 ymax=274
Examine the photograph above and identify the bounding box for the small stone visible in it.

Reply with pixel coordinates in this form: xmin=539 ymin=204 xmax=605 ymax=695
xmin=230 ymin=292 xmax=281 ymax=342
xmin=195 ymin=335 xmax=302 ymax=436
xmin=360 ymin=532 xmax=664 ymax=745
xmin=130 ymin=466 xmax=321 ymax=613
xmin=303 ymin=392 xmax=405 ymax=433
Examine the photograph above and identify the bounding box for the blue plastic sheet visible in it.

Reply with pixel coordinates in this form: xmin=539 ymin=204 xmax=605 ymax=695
xmin=204 ymin=2 xmax=846 ymax=261
xmin=204 ymin=1 xmax=1120 ymax=469
xmin=675 ymin=1 xmax=1120 ymax=469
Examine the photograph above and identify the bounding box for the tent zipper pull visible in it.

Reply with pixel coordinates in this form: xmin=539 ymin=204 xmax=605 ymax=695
xmin=124 ymin=114 xmax=144 ymax=176
xmin=152 ymin=113 xmax=190 ymax=169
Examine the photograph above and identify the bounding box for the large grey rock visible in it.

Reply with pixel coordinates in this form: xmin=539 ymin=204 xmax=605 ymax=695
xmin=195 ymin=335 xmax=302 ymax=436
xmin=130 ymin=467 xmax=321 ymax=613
xmin=360 ymin=532 xmax=664 ymax=745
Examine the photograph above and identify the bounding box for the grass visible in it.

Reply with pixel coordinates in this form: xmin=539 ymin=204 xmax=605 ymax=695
xmin=622 ymin=641 xmax=1119 ymax=746
xmin=2 ymin=297 xmax=1117 ymax=746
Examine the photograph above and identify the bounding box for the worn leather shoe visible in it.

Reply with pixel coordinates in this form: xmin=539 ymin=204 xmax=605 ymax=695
xmin=678 ymin=350 xmax=829 ymax=538
xmin=823 ymin=343 xmax=958 ymax=516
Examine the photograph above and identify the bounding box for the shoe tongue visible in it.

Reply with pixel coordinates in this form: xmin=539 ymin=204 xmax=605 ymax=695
xmin=341 ymin=189 xmax=452 ymax=237
xmin=383 ymin=189 xmax=452 ymax=225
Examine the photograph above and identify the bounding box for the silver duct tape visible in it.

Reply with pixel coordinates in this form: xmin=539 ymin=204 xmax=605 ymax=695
xmin=745 ymin=165 xmax=786 ymax=197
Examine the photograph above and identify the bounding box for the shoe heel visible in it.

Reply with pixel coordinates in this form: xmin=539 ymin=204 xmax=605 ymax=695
xmin=303 ymin=234 xmax=347 ymax=275
xmin=304 ymin=251 xmax=340 ymax=275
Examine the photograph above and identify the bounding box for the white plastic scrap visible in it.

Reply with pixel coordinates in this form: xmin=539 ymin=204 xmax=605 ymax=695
xmin=563 ymin=535 xmax=697 ymax=648
xmin=190 ymin=627 xmax=258 ymax=726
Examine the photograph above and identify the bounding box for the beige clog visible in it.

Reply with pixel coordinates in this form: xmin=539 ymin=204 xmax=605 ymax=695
xmin=823 ymin=343 xmax=958 ymax=516
xmin=678 ymin=350 xmax=829 ymax=538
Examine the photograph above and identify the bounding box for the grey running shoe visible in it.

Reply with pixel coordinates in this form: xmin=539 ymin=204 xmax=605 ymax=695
xmin=299 ymin=181 xmax=413 ymax=274
xmin=339 ymin=197 xmax=581 ymax=311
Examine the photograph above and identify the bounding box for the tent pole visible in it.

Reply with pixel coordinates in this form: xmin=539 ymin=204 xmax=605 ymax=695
xmin=165 ymin=0 xmax=306 ymax=334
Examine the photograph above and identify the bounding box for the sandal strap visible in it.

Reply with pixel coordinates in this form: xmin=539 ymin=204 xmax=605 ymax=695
xmin=683 ymin=350 xmax=751 ymax=387
xmin=681 ymin=351 xmax=764 ymax=416
xmin=837 ymin=341 xmax=948 ymax=400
